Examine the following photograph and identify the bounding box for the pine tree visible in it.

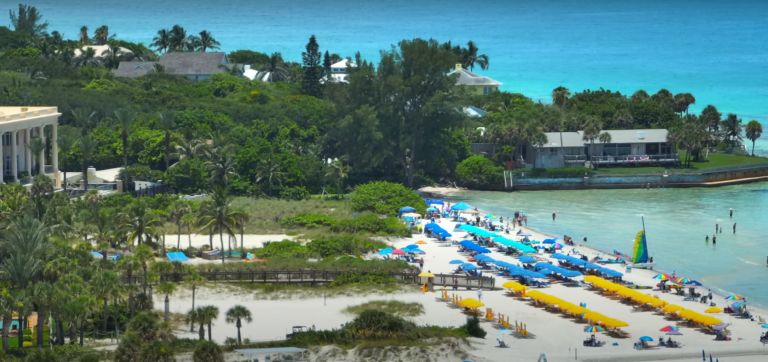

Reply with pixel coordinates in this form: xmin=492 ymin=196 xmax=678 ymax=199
xmin=323 ymin=50 xmax=332 ymax=82
xmin=301 ymin=35 xmax=323 ymax=98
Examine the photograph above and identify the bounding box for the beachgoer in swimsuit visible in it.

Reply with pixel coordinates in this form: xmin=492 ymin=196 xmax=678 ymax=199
xmin=733 ymin=223 xmax=737 ymax=234
xmin=705 ymin=235 xmax=709 ymax=243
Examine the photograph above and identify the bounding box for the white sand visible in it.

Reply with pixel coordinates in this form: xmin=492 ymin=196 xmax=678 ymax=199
xmin=155 ymin=220 xmax=768 ymax=361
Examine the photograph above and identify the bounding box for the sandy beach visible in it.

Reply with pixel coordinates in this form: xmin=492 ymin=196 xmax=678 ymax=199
xmin=156 ymin=197 xmax=768 ymax=361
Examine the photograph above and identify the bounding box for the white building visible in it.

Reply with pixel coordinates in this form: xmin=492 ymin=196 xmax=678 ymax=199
xmin=324 ymin=59 xmax=356 ymax=83
xmin=0 ymin=107 xmax=61 ymax=186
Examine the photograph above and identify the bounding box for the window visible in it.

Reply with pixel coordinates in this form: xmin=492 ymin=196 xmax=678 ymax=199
xmin=549 ymin=148 xmax=558 ymax=155
xmin=2 ymin=133 xmax=9 ymax=146
xmin=617 ymin=143 xmax=631 ymax=156
xmin=483 ymin=87 xmax=492 ymax=95
xmin=4 ymin=156 xmax=9 ymax=175
xmin=603 ymin=144 xmax=617 ymax=156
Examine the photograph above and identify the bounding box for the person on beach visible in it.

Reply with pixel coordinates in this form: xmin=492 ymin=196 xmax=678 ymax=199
xmin=708 ymin=290 xmax=713 ymax=300
xmin=715 ymin=223 xmax=718 ymax=233
xmin=672 ymin=270 xmax=676 ymax=278
xmin=453 ymin=278 xmax=458 ymax=290
xmin=583 ymin=237 xmax=588 ymax=243
xmin=552 ymin=212 xmax=556 ymax=221
xmin=419 ymin=258 xmax=424 ymax=270
xmin=733 ymin=223 xmax=737 ymax=234
xmin=730 ymin=208 xmax=733 ymax=218
xmin=705 ymin=235 xmax=709 ymax=243
xmin=713 ymin=235 xmax=716 ymax=244
xmin=477 ymin=288 xmax=483 ymax=301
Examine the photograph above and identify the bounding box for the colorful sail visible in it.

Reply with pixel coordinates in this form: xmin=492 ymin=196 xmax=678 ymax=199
xmin=633 ymin=231 xmax=649 ymax=264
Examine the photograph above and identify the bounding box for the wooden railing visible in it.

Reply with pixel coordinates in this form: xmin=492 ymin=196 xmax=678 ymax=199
xmin=123 ymin=270 xmax=496 ymax=289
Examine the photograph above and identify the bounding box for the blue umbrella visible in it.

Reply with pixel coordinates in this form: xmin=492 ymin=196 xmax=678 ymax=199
xmin=475 ymin=247 xmax=491 ymax=254
xmin=378 ymin=248 xmax=393 ymax=255
xmin=409 ymin=248 xmax=426 ymax=253
xmin=585 ymin=263 xmax=601 ymax=269
xmin=463 ymin=265 xmax=478 ymax=271
xmin=404 ymin=244 xmax=418 ymax=249
xmin=527 ymin=272 xmax=548 ymax=279
xmin=437 ymin=231 xmax=453 ymax=237
xmin=449 ymin=260 xmax=464 ymax=264
xmin=400 ymin=206 xmax=415 ymax=212
xmin=404 ymin=217 xmax=415 ymax=221
xmin=761 ymin=324 xmax=768 ymax=328
xmin=687 ymin=280 xmax=703 ymax=286
xmin=460 ymin=263 xmax=476 ymax=268
xmin=450 ymin=202 xmax=472 ymax=211
xmin=519 ymin=256 xmax=537 ymax=263
xmin=551 ymin=253 xmax=567 ymax=259
xmin=475 ymin=255 xmax=493 ymax=261
xmin=542 ymin=238 xmax=555 ymax=244
xmin=639 ymin=336 xmax=653 ymax=342
xmin=427 ymin=207 xmax=438 ymax=212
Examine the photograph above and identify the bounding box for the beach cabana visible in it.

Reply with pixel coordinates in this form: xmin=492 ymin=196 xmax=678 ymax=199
xmin=450 ymin=202 xmax=472 ymax=211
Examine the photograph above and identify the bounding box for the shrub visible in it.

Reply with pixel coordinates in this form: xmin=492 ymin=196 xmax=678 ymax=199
xmin=455 ymin=156 xmax=504 ymax=189
xmin=329 ymin=271 xmax=396 ymax=287
xmin=252 ymin=240 xmax=309 ymax=258
xmin=329 ymin=215 xmax=411 ymax=236
xmin=306 ymin=236 xmax=387 ymax=257
xmin=351 ymin=181 xmax=427 ymax=216
xmin=280 ymin=213 xmax=337 ymax=228
xmin=462 ymin=315 xmax=486 ymax=338
xmin=279 ymin=186 xmax=310 ymax=201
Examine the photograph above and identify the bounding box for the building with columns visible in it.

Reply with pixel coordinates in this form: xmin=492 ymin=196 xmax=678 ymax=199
xmin=0 ymin=107 xmax=61 ymax=187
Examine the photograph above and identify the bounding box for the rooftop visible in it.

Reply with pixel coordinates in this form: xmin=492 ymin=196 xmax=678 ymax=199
xmin=0 ymin=107 xmax=59 ymax=124
xmin=539 ymin=129 xmax=669 ymax=148
xmin=160 ymin=52 xmax=228 ymax=75
xmin=331 ymin=59 xmax=356 ymax=68
xmin=112 ymin=61 xmax=156 ymax=78
xmin=449 ymin=68 xmax=503 ymax=87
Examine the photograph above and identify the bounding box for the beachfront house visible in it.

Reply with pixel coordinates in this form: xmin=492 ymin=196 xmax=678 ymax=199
xmin=448 ymin=64 xmax=502 ymax=95
xmin=526 ymin=129 xmax=678 ymax=169
xmin=0 ymin=106 xmax=61 ymax=187
xmin=113 ymin=52 xmax=241 ymax=80
xmin=324 ymin=59 xmax=356 ymax=83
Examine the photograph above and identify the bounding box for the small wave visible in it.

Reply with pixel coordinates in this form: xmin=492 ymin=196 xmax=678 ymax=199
xmin=737 ymin=257 xmax=759 ymax=266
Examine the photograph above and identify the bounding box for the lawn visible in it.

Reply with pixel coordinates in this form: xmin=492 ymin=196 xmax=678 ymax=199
xmin=595 ymin=153 xmax=768 ymax=175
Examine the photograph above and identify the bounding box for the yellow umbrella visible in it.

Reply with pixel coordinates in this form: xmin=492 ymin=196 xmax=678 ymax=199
xmin=418 ymin=272 xmax=435 ymax=277
xmin=460 ymin=298 xmax=485 ymax=308
xmin=705 ymin=307 xmax=723 ymax=314
xmin=662 ymin=304 xmax=684 ymax=313
xmin=510 ymin=285 xmax=529 ymax=292
xmin=568 ymin=306 xmax=590 ymax=315
xmin=583 ymin=275 xmax=600 ymax=283
xmin=502 ymin=281 xmax=521 ymax=289
xmin=415 ymin=240 xmax=427 ymax=245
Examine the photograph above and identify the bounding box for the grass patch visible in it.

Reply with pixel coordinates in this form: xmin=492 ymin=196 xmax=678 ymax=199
xmin=594 ymin=153 xmax=768 ymax=176
xmin=343 ymin=300 xmax=425 ymax=317
xmin=688 ymin=153 xmax=768 ymax=168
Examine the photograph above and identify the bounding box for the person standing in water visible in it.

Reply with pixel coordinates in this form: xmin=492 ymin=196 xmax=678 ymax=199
xmin=552 ymin=212 xmax=556 ymax=221
xmin=715 ymin=223 xmax=718 ymax=233
xmin=730 ymin=208 xmax=733 ymax=218
xmin=733 ymin=223 xmax=737 ymax=234
xmin=713 ymin=235 xmax=716 ymax=244
xmin=705 ymin=235 xmax=709 ymax=243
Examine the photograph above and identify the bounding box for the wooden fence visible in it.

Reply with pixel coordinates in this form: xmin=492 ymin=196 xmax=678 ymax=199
xmin=123 ymin=270 xmax=496 ymax=289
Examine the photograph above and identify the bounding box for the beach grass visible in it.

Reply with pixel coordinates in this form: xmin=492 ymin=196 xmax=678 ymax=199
xmin=343 ymin=300 xmax=425 ymax=317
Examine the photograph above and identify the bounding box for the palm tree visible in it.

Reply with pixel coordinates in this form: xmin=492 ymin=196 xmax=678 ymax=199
xmin=71 ymin=108 xmax=98 ymax=133
xmin=169 ymin=25 xmax=188 ymax=52
xmin=78 ymin=135 xmax=99 ymax=190
xmin=169 ymin=201 xmax=192 ymax=249
xmin=181 ymin=214 xmax=195 ymax=248
xmin=631 ymin=90 xmax=650 ymax=102
xmin=27 ymin=137 xmax=45 ymax=176
xmin=0 ymin=289 xmax=18 ymax=349
xmin=196 ymin=187 xmax=244 ymax=264
xmin=260 ymin=52 xmax=291 ymax=82
xmin=195 ymin=305 xmax=219 ymax=341
xmin=2 ymin=216 xmax=47 ymax=287
xmin=74 ymin=47 xmax=101 ymax=67
xmin=700 ymin=105 xmax=722 ymax=132
xmin=91 ymin=271 xmax=120 ymax=332
xmin=254 ymin=151 xmax=283 ymax=196
xmin=219 ymin=64 xmax=243 ymax=77
xmin=57 ymin=128 xmax=76 ymax=191
xmin=78 ymin=26 xmax=89 ymax=44
xmin=599 ymin=132 xmax=612 ymax=147
xmin=114 ymin=108 xmax=137 ymax=172
xmin=325 ymin=160 xmax=350 ymax=198
xmin=9 ymin=4 xmax=49 ymax=38
xmin=122 ymin=200 xmax=163 ymax=248
xmin=174 ymin=137 xmax=202 ymax=163
xmin=30 ymin=282 xmax=55 ymax=347
xmin=551 ymin=86 xmax=570 ymax=109
xmin=673 ymin=93 xmax=696 ymax=115
xmin=184 ymin=273 xmax=206 ymax=332
xmin=651 ymin=89 xmax=674 ymax=107
xmin=206 ymin=145 xmax=237 ymax=187
xmin=197 ymin=30 xmax=220 ymax=52
xmin=67 ymin=294 xmax=98 ymax=346
xmin=225 ymin=305 xmax=252 ymax=344
xmin=581 ymin=119 xmax=601 ymax=168
xmin=133 ymin=245 xmax=155 ymax=295
xmin=93 ymin=25 xmax=113 ymax=45
xmin=157 ymin=283 xmax=177 ymax=322
xmin=151 ymin=29 xmax=171 ymax=53
xmin=745 ymin=120 xmax=763 ymax=156
xmin=462 ymin=41 xmax=489 ymax=71
xmin=722 ymin=113 xmax=743 ymax=147
xmin=234 ymin=211 xmax=249 ymax=258
xmin=158 ymin=110 xmax=176 ymax=171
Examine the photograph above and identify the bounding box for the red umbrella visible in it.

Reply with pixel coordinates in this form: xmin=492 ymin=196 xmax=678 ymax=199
xmin=393 ymin=249 xmax=406 ymax=255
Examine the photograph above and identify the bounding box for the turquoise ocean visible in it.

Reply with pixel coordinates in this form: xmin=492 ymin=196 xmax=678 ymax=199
xmin=30 ymin=1 xmax=768 ymax=303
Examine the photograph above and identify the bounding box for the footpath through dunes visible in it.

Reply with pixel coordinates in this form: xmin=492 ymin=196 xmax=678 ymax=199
xmin=380 ymin=224 xmax=768 ymax=361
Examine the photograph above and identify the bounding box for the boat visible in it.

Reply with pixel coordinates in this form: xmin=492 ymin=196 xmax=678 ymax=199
xmin=632 ymin=217 xmax=656 ymax=269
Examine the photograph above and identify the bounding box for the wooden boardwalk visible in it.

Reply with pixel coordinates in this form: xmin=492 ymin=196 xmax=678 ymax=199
xmin=123 ymin=270 xmax=496 ymax=289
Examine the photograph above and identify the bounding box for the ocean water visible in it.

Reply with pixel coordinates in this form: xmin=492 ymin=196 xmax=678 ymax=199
xmin=29 ymin=0 xmax=768 ymax=149
xmin=442 ymin=183 xmax=768 ymax=306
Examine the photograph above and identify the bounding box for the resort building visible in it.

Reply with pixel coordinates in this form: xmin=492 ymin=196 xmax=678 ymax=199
xmin=526 ymin=129 xmax=677 ymax=169
xmin=0 ymin=106 xmax=61 ymax=186
xmin=113 ymin=52 xmax=240 ymax=81
xmin=449 ymin=64 xmax=503 ymax=95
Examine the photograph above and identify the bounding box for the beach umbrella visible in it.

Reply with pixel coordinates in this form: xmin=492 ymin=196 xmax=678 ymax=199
xmin=673 ymin=277 xmax=695 ymax=284
xmin=583 ymin=326 xmax=604 ymax=333
xmin=400 ymin=206 xmax=415 ymax=212
xmin=730 ymin=301 xmax=746 ymax=308
xmin=475 ymin=255 xmax=494 ymax=262
xmin=377 ymin=248 xmax=393 ymax=255
xmin=542 ymin=238 xmax=555 ymax=244
xmin=711 ymin=323 xmax=730 ymax=331
xmin=553 ymin=243 xmax=564 ymax=249
xmin=659 ymin=326 xmax=679 ymax=332
xmin=415 ymin=241 xmax=427 ymax=245
xmin=393 ymin=249 xmax=406 ymax=255
xmin=518 ymin=256 xmax=537 ymax=263
xmin=450 ymin=202 xmax=472 ymax=211
xmin=459 ymin=298 xmax=485 ymax=308
xmin=551 ymin=253 xmax=567 ymax=260
xmin=404 ymin=217 xmax=415 ymax=221
xmin=662 ymin=304 xmax=684 ymax=313
xmin=459 ymin=240 xmax=474 ymax=246
xmin=404 ymin=244 xmax=418 ymax=249
xmin=462 ymin=264 xmax=478 ymax=271
xmin=639 ymin=336 xmax=653 ymax=342
xmin=426 ymin=207 xmax=438 ymax=212
xmin=761 ymin=324 xmax=768 ymax=328
xmin=652 ymin=273 xmax=672 ymax=280
xmin=418 ymin=272 xmax=435 ymax=277
xmin=666 ymin=331 xmax=683 ymax=336
xmin=409 ymin=248 xmax=426 ymax=254
xmin=585 ymin=263 xmax=601 ymax=269
xmin=475 ymin=247 xmax=491 ymax=254
xmin=484 ymin=214 xmax=497 ymax=219
xmin=449 ymin=260 xmax=464 ymax=264
xmin=725 ymin=294 xmax=745 ymax=300
xmin=705 ymin=307 xmax=722 ymax=314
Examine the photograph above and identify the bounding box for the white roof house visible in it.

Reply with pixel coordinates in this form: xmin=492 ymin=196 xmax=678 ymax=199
xmin=73 ymin=45 xmax=132 ymax=58
xmin=324 ymin=59 xmax=356 ymax=83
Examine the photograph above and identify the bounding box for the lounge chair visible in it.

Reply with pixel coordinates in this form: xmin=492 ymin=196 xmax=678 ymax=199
xmin=496 ymin=338 xmax=509 ymax=348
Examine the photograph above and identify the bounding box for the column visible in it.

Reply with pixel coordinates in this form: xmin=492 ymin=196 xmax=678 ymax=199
xmin=0 ymin=133 xmax=4 ymax=184
xmin=11 ymin=130 xmax=17 ymax=182
xmin=37 ymin=126 xmax=45 ymax=176
xmin=24 ymin=128 xmax=31 ymax=176
xmin=52 ymin=124 xmax=59 ymax=187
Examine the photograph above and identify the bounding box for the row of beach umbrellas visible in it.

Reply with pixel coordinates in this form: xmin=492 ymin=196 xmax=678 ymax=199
xmin=552 ymin=254 xmax=624 ymax=277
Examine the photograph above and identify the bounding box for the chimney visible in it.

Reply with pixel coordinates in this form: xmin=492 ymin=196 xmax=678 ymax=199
xmin=455 ymin=63 xmax=462 ymax=71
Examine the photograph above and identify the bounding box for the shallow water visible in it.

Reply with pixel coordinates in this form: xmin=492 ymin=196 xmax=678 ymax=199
xmin=442 ymin=183 xmax=768 ymax=306
xmin=32 ymin=0 xmax=768 ymax=150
